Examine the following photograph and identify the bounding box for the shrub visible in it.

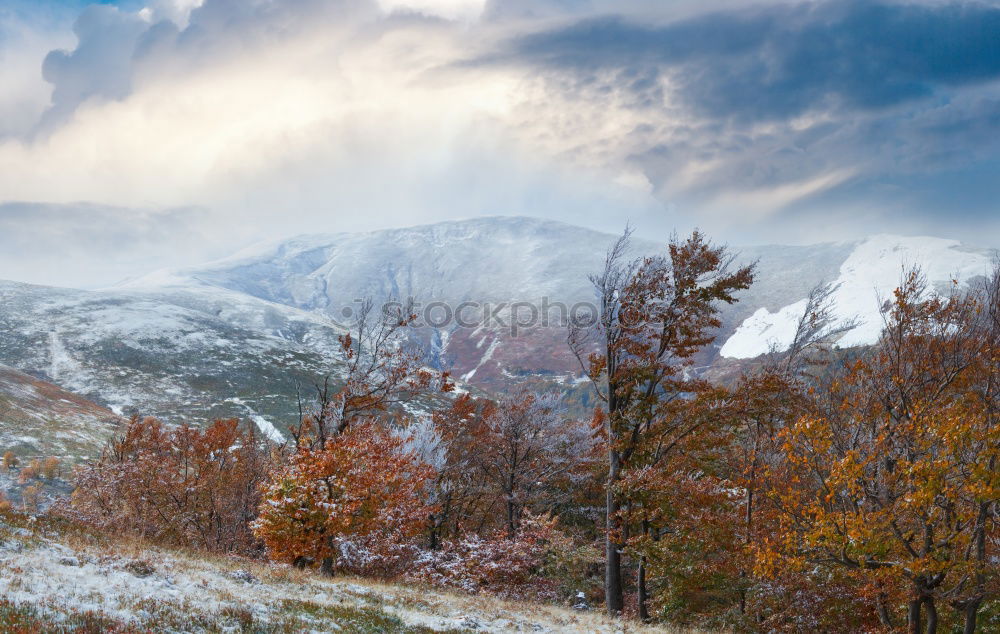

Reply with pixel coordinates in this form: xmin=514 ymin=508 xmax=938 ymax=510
xmin=17 ymin=460 xmax=40 ymax=484
xmin=21 ymin=483 xmax=43 ymax=512
xmin=410 ymin=514 xmax=578 ymax=600
xmin=41 ymin=457 xmax=60 ymax=479
xmin=70 ymin=416 xmax=274 ymax=556
xmin=254 ymin=420 xmax=434 ymax=577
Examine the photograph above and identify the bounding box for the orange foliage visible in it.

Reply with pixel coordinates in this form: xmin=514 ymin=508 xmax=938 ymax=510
xmin=253 ymin=420 xmax=434 ymax=576
xmin=760 ymin=269 xmax=1000 ymax=632
xmin=71 ymin=416 xmax=273 ymax=555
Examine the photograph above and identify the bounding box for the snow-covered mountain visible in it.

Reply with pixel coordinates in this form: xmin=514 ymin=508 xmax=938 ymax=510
xmin=720 ymin=234 xmax=995 ymax=358
xmin=0 ymin=280 xmax=357 ymax=443
xmin=0 ymin=217 xmax=995 ymax=455
xmin=121 ymin=217 xmax=997 ymax=385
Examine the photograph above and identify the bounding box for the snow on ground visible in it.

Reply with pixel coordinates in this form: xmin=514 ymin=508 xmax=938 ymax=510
xmin=721 ymin=235 xmax=993 ymax=359
xmin=718 ymin=299 xmax=808 ymax=359
xmin=224 ymin=397 xmax=288 ymax=444
xmin=0 ymin=515 xmax=684 ymax=633
xmin=249 ymin=415 xmax=286 ymax=444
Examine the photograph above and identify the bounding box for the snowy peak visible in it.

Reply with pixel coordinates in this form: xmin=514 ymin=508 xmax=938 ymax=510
xmin=125 ymin=216 xmax=638 ymax=311
xmin=111 ymin=219 xmax=997 ymax=381
xmin=719 ymin=234 xmax=995 ymax=359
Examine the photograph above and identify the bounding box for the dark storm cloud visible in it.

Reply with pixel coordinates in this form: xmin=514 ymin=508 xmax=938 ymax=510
xmin=502 ymin=0 xmax=1000 ymax=121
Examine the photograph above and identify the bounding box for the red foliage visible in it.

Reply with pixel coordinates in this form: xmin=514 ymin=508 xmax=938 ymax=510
xmin=70 ymin=416 xmax=273 ymax=555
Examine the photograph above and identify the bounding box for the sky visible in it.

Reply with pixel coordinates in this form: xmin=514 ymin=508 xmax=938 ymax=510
xmin=1 ymin=0 xmax=999 ymax=288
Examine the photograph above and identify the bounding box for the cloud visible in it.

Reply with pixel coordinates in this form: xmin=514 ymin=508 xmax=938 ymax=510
xmin=0 ymin=4 xmax=74 ymax=138
xmin=0 ymin=202 xmax=217 ymax=288
xmin=1 ymin=0 xmax=999 ymax=288
xmin=503 ymin=1 xmax=1000 ymax=121
xmin=38 ymin=5 xmax=148 ymax=134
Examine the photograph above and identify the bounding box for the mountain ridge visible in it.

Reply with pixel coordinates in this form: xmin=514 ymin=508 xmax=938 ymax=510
xmin=0 ymin=217 xmax=995 ymax=455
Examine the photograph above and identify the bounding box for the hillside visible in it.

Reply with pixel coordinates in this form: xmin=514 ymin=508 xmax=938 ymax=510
xmin=0 ymin=364 xmax=120 ymax=460
xmin=124 ymin=217 xmax=997 ymax=386
xmin=0 ymin=512 xmax=686 ymax=633
xmin=0 ymin=280 xmax=456 ymax=443
xmin=0 ymin=217 xmax=995 ymax=443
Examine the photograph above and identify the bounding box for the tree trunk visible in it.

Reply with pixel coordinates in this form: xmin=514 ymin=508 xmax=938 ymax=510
xmin=506 ymin=497 xmax=517 ymax=538
xmin=428 ymin=513 xmax=439 ymax=551
xmin=908 ymin=599 xmax=922 ymax=634
xmin=875 ymin=593 xmax=895 ymax=629
xmin=960 ymin=500 xmax=989 ymax=634
xmin=320 ymin=556 xmax=335 ymax=577
xmin=637 ymin=519 xmax=651 ymax=622
xmin=605 ymin=448 xmax=624 ymax=616
xmin=963 ymin=598 xmax=982 ymax=634
xmin=924 ymin=597 xmax=937 ymax=634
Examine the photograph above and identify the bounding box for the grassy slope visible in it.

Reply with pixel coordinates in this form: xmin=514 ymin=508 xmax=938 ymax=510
xmin=0 ymin=511 xmax=693 ymax=633
xmin=0 ymin=364 xmax=121 ymax=461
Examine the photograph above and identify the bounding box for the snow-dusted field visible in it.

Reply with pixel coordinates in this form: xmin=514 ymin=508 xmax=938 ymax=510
xmin=0 ymin=513 xmax=687 ymax=633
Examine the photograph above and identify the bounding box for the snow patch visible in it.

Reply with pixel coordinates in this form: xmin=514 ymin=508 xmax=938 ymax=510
xmin=721 ymin=235 xmax=991 ymax=358
xmin=250 ymin=415 xmax=286 ymax=444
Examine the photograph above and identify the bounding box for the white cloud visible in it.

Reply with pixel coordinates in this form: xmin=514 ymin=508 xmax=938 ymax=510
xmin=377 ymin=0 xmax=486 ymax=20
xmin=0 ymin=0 xmax=996 ymax=287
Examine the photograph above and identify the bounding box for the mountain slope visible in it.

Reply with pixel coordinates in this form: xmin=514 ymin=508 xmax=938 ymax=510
xmin=124 ymin=217 xmax=996 ymax=386
xmin=0 ymin=217 xmax=994 ymax=452
xmin=0 ymin=364 xmax=120 ymax=460
xmin=0 ymin=280 xmax=354 ymax=439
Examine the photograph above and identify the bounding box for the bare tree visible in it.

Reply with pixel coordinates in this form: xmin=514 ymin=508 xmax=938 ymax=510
xmin=291 ymin=297 xmax=450 ymax=450
xmin=780 ymin=281 xmax=859 ymax=373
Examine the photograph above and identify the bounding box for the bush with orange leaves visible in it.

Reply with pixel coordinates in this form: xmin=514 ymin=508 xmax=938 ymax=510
xmin=69 ymin=416 xmax=273 ymax=556
xmin=253 ymin=420 xmax=434 ymax=577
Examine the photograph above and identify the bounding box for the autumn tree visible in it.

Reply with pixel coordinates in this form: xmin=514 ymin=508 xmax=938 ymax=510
xmin=570 ymin=229 xmax=755 ymax=615
xmin=716 ymin=281 xmax=859 ymax=623
xmin=424 ymin=389 xmax=594 ymax=546
xmin=261 ymin=297 xmax=451 ymax=575
xmin=254 ymin=420 xmax=434 ymax=576
xmin=427 ymin=393 xmax=500 ymax=545
xmin=761 ymin=269 xmax=1000 ymax=633
xmin=474 ymin=389 xmax=591 ymax=537
xmin=291 ymin=298 xmax=452 ymax=450
xmin=71 ymin=416 xmax=273 ymax=555
xmin=947 ymin=260 xmax=1000 ymax=633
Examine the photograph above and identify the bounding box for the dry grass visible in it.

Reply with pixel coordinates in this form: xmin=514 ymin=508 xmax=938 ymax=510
xmin=0 ymin=510 xmax=706 ymax=633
